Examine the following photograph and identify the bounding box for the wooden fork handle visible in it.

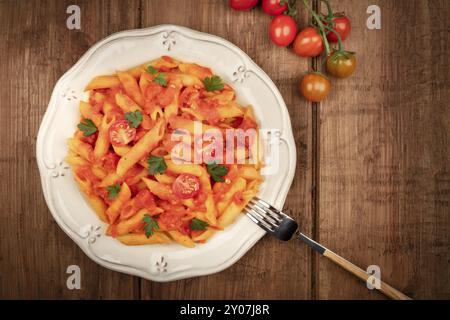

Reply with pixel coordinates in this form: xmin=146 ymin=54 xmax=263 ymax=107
xmin=298 ymin=233 xmax=411 ymax=300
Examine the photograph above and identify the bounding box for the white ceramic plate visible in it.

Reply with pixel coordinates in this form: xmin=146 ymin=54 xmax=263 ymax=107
xmin=36 ymin=25 xmax=296 ymax=281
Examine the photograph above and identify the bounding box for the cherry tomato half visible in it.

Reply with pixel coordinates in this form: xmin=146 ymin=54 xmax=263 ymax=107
xmin=326 ymin=52 xmax=356 ymax=78
xmin=327 ymin=15 xmax=351 ymax=43
xmin=109 ymin=120 xmax=136 ymax=147
xmin=268 ymin=14 xmax=297 ymax=47
xmin=262 ymin=0 xmax=287 ymax=16
xmin=299 ymin=73 xmax=331 ymax=102
xmin=229 ymin=0 xmax=259 ymax=11
xmin=293 ymin=27 xmax=324 ymax=57
xmin=172 ymin=174 xmax=201 ymax=199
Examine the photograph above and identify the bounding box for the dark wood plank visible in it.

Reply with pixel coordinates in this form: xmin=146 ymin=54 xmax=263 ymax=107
xmin=140 ymin=0 xmax=314 ymax=299
xmin=317 ymin=0 xmax=450 ymax=299
xmin=2 ymin=0 xmax=447 ymax=300
xmin=0 ymin=0 xmax=141 ymax=299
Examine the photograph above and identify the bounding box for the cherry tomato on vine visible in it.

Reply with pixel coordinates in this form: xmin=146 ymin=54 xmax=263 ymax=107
xmin=326 ymin=52 xmax=356 ymax=78
xmin=268 ymin=14 xmax=297 ymax=47
xmin=299 ymin=73 xmax=330 ymax=102
xmin=229 ymin=0 xmax=259 ymax=11
xmin=326 ymin=15 xmax=351 ymax=43
xmin=293 ymin=27 xmax=324 ymax=57
xmin=109 ymin=120 xmax=136 ymax=146
xmin=262 ymin=0 xmax=287 ymax=16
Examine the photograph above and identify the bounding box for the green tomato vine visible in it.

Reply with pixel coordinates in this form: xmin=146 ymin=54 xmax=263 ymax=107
xmin=299 ymin=0 xmax=355 ymax=74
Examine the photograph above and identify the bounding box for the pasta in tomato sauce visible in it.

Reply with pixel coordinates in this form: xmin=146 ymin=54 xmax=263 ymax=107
xmin=66 ymin=56 xmax=263 ymax=247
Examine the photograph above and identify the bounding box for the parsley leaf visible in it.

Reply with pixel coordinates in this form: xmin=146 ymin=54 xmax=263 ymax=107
xmin=142 ymin=214 xmax=159 ymax=238
xmin=203 ymin=75 xmax=224 ymax=92
xmin=206 ymin=162 xmax=229 ymax=182
xmin=125 ymin=110 xmax=143 ymax=128
xmin=147 ymin=156 xmax=167 ymax=175
xmin=77 ymin=118 xmax=98 ymax=137
xmin=153 ymin=73 xmax=167 ymax=87
xmin=106 ymin=183 xmax=121 ymax=200
xmin=145 ymin=65 xmax=158 ymax=75
xmin=190 ymin=218 xmax=209 ymax=231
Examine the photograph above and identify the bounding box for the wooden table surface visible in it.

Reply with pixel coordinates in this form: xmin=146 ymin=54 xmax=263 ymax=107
xmin=0 ymin=0 xmax=448 ymax=299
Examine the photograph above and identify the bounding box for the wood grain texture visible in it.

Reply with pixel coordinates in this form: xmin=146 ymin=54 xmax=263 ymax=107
xmin=0 ymin=0 xmax=141 ymax=299
xmin=317 ymin=0 xmax=450 ymax=299
xmin=139 ymin=0 xmax=314 ymax=300
xmin=0 ymin=0 xmax=448 ymax=300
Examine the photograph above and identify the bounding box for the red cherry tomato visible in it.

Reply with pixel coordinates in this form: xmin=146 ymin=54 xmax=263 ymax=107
xmin=293 ymin=27 xmax=324 ymax=57
xmin=262 ymin=0 xmax=287 ymax=16
xmin=268 ymin=14 xmax=297 ymax=47
xmin=109 ymin=120 xmax=136 ymax=147
xmin=327 ymin=15 xmax=351 ymax=43
xmin=172 ymin=174 xmax=201 ymax=199
xmin=229 ymin=0 xmax=259 ymax=11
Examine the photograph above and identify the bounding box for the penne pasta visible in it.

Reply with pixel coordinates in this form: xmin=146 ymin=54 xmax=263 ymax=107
xmin=167 ymin=230 xmax=195 ymax=248
xmin=79 ymin=101 xmax=103 ymax=127
xmin=116 ymin=119 xmax=165 ymax=177
xmin=115 ymin=92 xmax=142 ymax=113
xmin=166 ymin=160 xmax=203 ymax=177
xmin=142 ymin=178 xmax=177 ymax=203
xmin=93 ymin=115 xmax=115 ymax=159
xmin=68 ymin=56 xmax=263 ymax=247
xmin=117 ymin=71 xmax=144 ymax=106
xmin=163 ymin=83 xmax=181 ymax=120
xmin=217 ymin=177 xmax=247 ymax=214
xmin=85 ymin=75 xmax=121 ymax=91
xmin=154 ymin=173 xmax=176 ymax=184
xmin=105 ymin=182 xmax=131 ymax=224
xmin=114 ymin=208 xmax=162 ymax=236
xmin=239 ymin=166 xmax=262 ymax=181
xmin=68 ymin=138 xmax=94 ymax=163
xmin=117 ymin=232 xmax=171 ymax=245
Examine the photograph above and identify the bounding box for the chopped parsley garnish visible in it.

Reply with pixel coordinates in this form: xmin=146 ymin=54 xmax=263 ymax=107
xmin=106 ymin=183 xmax=121 ymax=200
xmin=203 ymin=75 xmax=224 ymax=91
xmin=145 ymin=65 xmax=158 ymax=75
xmin=125 ymin=110 xmax=143 ymax=128
xmin=147 ymin=156 xmax=167 ymax=175
xmin=153 ymin=73 xmax=167 ymax=87
xmin=143 ymin=214 xmax=159 ymax=238
xmin=206 ymin=162 xmax=229 ymax=182
xmin=190 ymin=218 xmax=209 ymax=231
xmin=77 ymin=118 xmax=98 ymax=137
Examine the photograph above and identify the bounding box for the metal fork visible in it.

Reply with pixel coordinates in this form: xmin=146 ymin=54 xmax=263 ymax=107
xmin=245 ymin=197 xmax=411 ymax=300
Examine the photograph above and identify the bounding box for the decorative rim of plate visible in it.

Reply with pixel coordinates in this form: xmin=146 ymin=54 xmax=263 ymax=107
xmin=36 ymin=25 xmax=296 ymax=282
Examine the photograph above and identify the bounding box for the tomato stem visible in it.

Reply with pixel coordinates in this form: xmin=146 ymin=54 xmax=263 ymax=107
xmin=301 ymin=0 xmax=331 ymax=56
xmin=319 ymin=0 xmax=334 ymax=20
xmin=321 ymin=23 xmax=344 ymax=52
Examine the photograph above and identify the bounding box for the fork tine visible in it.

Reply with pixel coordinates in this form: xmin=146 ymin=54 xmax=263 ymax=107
xmin=246 ymin=197 xmax=299 ymax=241
xmin=244 ymin=205 xmax=278 ymax=228
xmin=247 ymin=203 xmax=281 ymax=225
xmin=244 ymin=207 xmax=275 ymax=232
xmin=251 ymin=198 xmax=284 ymax=219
